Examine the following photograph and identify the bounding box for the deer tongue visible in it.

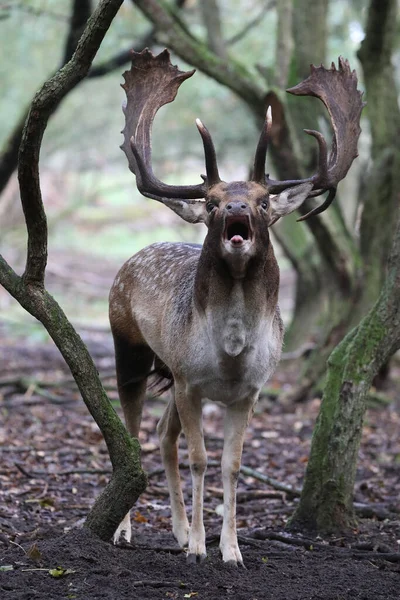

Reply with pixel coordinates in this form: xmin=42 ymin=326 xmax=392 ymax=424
xmin=230 ymin=235 xmax=244 ymax=245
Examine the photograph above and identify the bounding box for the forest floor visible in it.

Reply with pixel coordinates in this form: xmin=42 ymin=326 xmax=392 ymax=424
xmin=1 ymin=326 xmax=400 ymax=599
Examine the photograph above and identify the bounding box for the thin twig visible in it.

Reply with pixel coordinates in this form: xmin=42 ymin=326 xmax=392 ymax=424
xmin=227 ymin=0 xmax=275 ymax=45
xmin=239 ymin=465 xmax=301 ymax=497
xmin=15 ymin=462 xmax=34 ymax=478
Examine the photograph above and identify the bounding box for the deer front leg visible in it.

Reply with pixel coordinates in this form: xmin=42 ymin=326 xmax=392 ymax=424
xmin=220 ymin=399 xmax=255 ymax=566
xmin=175 ymin=384 xmax=207 ymax=563
xmin=157 ymin=397 xmax=190 ymax=547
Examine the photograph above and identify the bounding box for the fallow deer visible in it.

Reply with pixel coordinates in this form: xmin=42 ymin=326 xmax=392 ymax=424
xmin=109 ymin=50 xmax=363 ymax=565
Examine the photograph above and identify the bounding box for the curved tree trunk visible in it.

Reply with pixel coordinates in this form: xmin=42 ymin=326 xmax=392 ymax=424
xmin=0 ymin=0 xmax=147 ymax=542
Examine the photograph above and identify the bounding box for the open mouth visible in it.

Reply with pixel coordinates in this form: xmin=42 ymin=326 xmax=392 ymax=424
xmin=224 ymin=216 xmax=252 ymax=245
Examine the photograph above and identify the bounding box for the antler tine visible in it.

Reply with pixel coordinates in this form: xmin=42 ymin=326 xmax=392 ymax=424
xmin=296 ymin=188 xmax=336 ymax=221
xmin=252 ymin=106 xmax=272 ymax=184
xmin=195 ymin=119 xmax=221 ymax=187
xmin=266 ymin=57 xmax=364 ymax=220
xmin=303 ymin=129 xmax=329 ymax=182
xmin=121 ymin=49 xmax=206 ymax=201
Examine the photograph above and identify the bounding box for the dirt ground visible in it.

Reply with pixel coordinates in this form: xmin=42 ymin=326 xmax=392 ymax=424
xmin=1 ymin=329 xmax=400 ymax=599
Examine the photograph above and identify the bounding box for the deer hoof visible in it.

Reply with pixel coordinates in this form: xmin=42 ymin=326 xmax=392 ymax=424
xmin=187 ymin=552 xmax=207 ymax=565
xmin=223 ymin=559 xmax=246 ymax=569
xmin=113 ymin=514 xmax=131 ymax=545
xmin=173 ymin=524 xmax=190 ymax=548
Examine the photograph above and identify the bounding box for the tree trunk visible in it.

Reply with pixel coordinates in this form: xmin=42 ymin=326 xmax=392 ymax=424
xmin=0 ymin=0 xmax=148 ymax=542
xmin=289 ymin=205 xmax=400 ymax=533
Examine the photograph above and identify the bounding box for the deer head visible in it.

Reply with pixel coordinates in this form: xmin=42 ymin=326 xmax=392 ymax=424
xmin=121 ymin=50 xmax=364 ymax=237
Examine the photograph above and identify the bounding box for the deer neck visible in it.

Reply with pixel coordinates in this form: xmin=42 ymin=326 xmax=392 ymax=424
xmin=194 ymin=241 xmax=280 ymax=358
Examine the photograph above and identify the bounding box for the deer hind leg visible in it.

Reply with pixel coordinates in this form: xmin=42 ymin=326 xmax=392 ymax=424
xmin=174 ymin=384 xmax=207 ymax=563
xmin=220 ymin=399 xmax=256 ymax=566
xmin=111 ymin=331 xmax=154 ymax=544
xmin=157 ymin=396 xmax=190 ymax=547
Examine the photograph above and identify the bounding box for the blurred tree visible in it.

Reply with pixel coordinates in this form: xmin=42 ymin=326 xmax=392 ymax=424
xmin=0 ymin=0 xmax=91 ymax=194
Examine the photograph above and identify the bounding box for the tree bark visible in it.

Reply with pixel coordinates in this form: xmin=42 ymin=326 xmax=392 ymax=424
xmin=357 ymin=0 xmax=400 ymax=309
xmin=274 ymin=0 xmax=293 ymax=88
xmin=0 ymin=0 xmax=147 ymax=542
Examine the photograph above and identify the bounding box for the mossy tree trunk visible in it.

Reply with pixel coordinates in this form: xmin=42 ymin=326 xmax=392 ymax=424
xmin=289 ymin=206 xmax=400 ymax=532
xmin=0 ymin=0 xmax=147 ymax=542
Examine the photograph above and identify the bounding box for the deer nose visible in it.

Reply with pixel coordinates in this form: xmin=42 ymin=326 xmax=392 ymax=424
xmin=225 ymin=201 xmax=249 ymax=214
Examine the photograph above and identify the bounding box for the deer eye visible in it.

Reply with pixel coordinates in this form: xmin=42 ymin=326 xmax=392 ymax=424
xmin=206 ymin=202 xmax=217 ymax=213
xmin=260 ymin=200 xmax=269 ymax=211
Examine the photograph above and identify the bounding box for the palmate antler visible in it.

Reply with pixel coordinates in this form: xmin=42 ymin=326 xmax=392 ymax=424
xmin=121 ymin=48 xmax=217 ymax=201
xmin=264 ymin=57 xmax=365 ymax=220
xmin=121 ymin=50 xmax=364 ymax=219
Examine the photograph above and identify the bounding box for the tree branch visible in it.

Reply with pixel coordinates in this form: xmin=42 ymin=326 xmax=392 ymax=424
xmin=199 ymin=0 xmax=227 ymax=59
xmin=63 ymin=0 xmax=92 ymax=64
xmin=227 ymin=0 xmax=275 ymax=46
xmin=131 ymin=0 xmax=265 ymax=113
xmin=88 ymin=31 xmax=156 ymax=78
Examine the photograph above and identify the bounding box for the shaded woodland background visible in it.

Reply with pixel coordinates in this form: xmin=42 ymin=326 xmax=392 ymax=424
xmin=0 ymin=2 xmax=400 ymax=597
xmin=1 ymin=0 xmax=400 ymax=534
xmin=0 ymin=0 xmax=369 ymax=336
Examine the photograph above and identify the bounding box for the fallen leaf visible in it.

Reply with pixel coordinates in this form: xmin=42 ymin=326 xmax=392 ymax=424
xmin=133 ymin=511 xmax=148 ymax=523
xmin=28 ymin=543 xmax=42 ymax=562
xmin=49 ymin=566 xmax=76 ymax=578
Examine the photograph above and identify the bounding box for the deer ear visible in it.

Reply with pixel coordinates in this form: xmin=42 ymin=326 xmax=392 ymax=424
xmin=269 ymin=182 xmax=313 ymax=224
xmin=162 ymin=198 xmax=207 ymax=223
